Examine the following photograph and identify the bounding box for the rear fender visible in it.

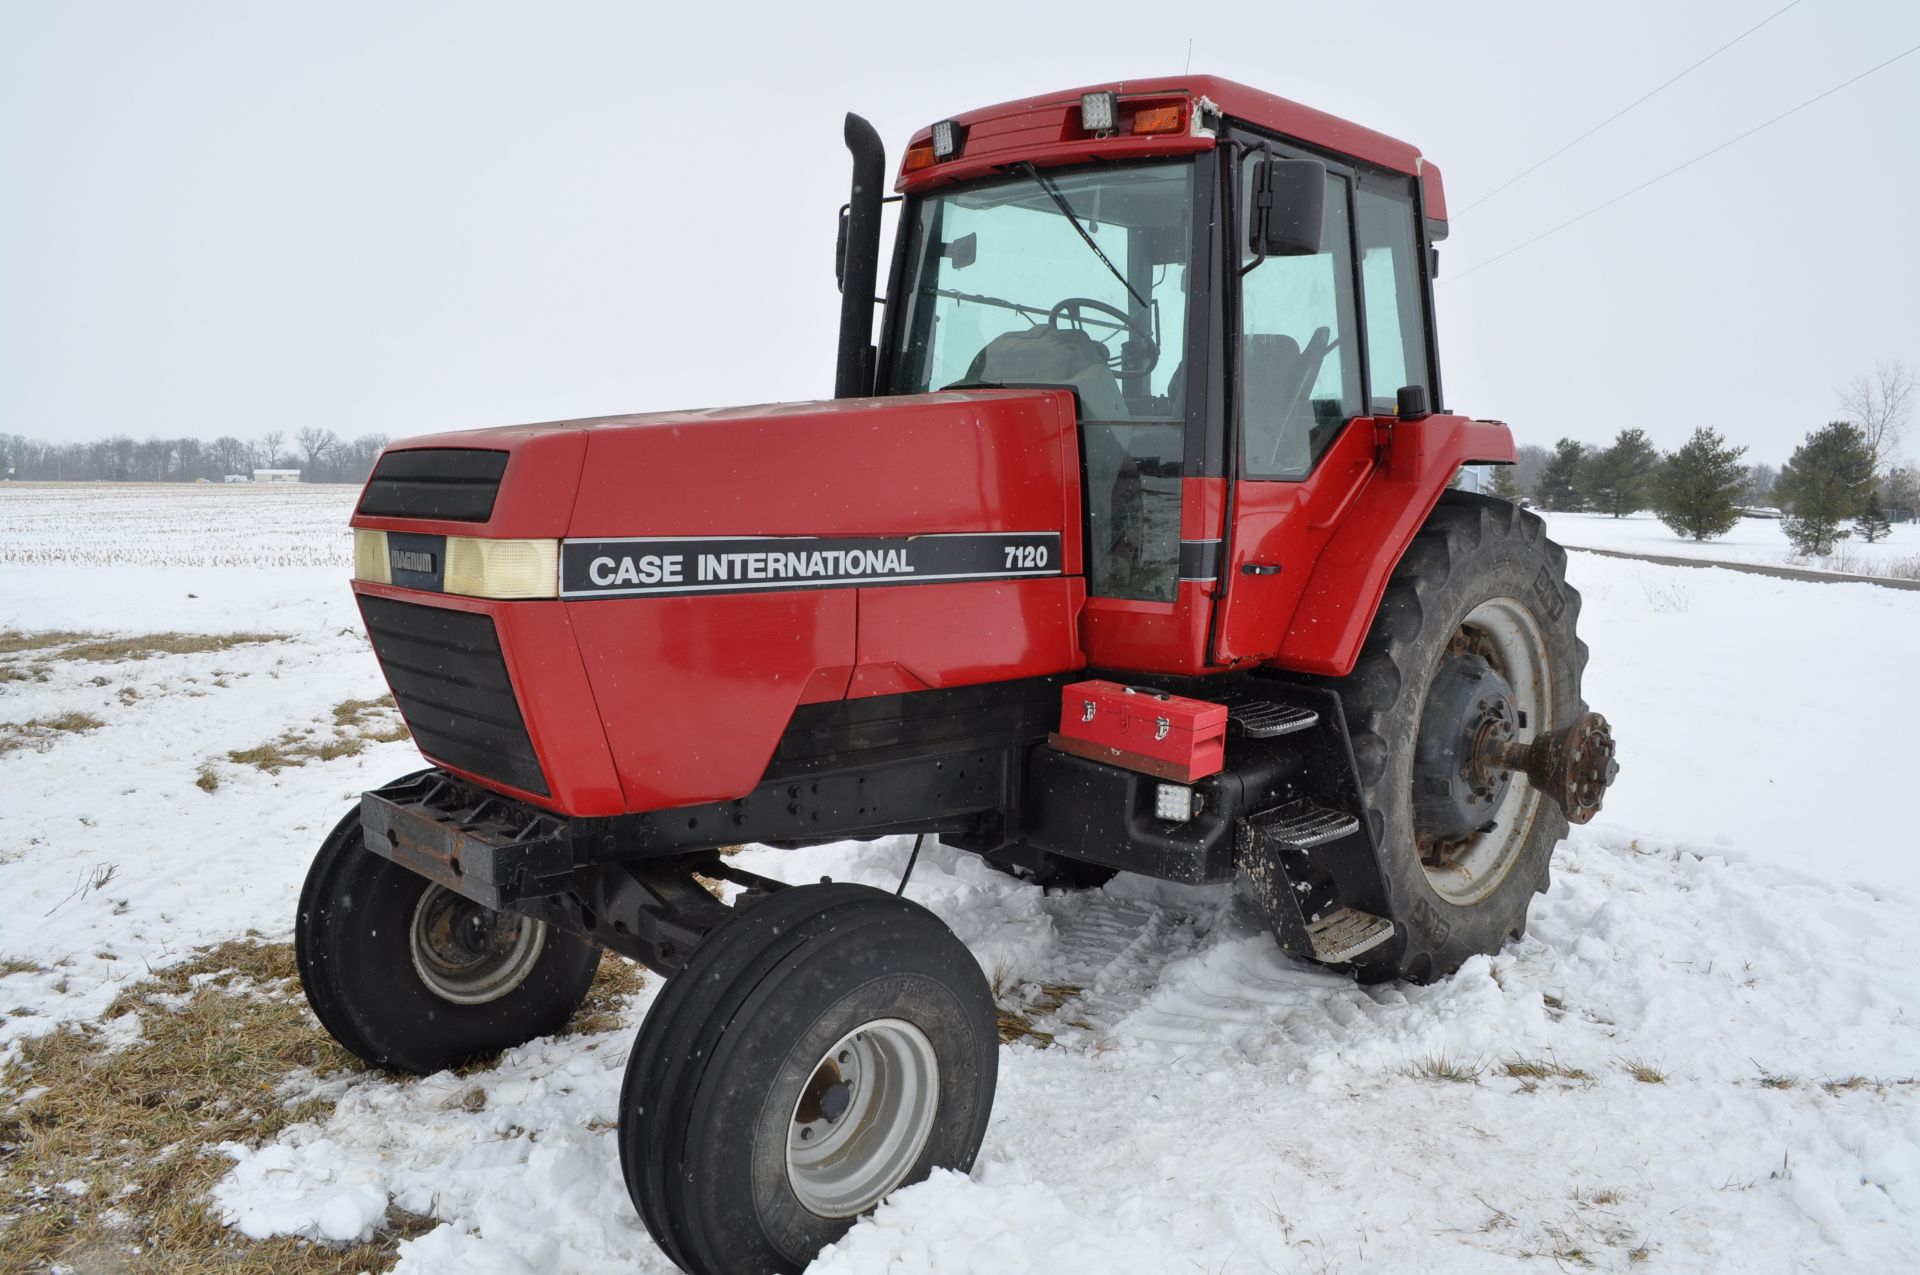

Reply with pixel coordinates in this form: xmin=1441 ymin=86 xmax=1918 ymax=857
xmin=1269 ymin=415 xmax=1514 ymax=677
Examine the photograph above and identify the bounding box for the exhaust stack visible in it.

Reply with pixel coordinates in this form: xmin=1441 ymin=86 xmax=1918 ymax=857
xmin=835 ymin=113 xmax=885 ymax=399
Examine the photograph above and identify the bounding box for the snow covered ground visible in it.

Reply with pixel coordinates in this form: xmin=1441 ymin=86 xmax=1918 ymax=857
xmin=4 ymin=484 xmax=1918 ymax=1273
xmin=1540 ymin=509 xmax=1920 ymax=578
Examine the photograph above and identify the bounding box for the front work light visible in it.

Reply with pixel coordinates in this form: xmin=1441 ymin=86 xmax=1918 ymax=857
xmin=1079 ymin=91 xmax=1118 ymax=134
xmin=1154 ymin=782 xmax=1199 ymax=823
xmin=930 ymin=118 xmax=966 ymax=159
xmin=353 ymin=529 xmax=559 ymax=600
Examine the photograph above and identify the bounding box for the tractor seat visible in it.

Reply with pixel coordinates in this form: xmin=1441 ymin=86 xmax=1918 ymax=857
xmin=962 ymin=327 xmax=1126 ymax=421
xmin=1244 ymin=332 xmax=1311 ymax=476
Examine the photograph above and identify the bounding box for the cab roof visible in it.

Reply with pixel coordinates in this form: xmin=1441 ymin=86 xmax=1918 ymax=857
xmin=897 ymin=75 xmax=1437 ymax=213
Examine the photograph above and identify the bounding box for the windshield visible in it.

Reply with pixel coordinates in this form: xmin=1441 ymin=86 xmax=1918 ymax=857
xmin=887 ymin=162 xmax=1196 ymax=603
xmin=889 ymin=161 xmax=1194 ymax=422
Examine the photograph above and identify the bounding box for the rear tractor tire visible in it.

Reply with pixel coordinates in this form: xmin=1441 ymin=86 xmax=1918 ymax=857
xmin=1337 ymin=491 xmax=1589 ymax=984
xmin=618 ymin=882 xmax=998 ymax=1275
xmin=296 ymin=804 xmax=600 ymax=1075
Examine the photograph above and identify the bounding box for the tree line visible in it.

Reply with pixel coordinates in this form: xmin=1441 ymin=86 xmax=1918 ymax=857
xmin=0 ymin=428 xmax=389 ymax=485
xmin=1492 ymin=361 xmax=1916 ymax=556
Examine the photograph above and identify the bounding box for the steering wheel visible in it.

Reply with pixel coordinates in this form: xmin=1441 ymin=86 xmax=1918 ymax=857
xmin=1048 ymin=296 xmax=1158 ymax=376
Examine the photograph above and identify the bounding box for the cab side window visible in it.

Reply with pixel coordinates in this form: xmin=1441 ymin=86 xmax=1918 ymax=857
xmin=1354 ymin=178 xmax=1432 ymax=414
xmin=1238 ymin=156 xmax=1363 ymax=479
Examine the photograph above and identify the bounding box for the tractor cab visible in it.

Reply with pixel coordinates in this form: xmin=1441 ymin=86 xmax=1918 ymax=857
xmin=839 ymin=78 xmax=1501 ymax=677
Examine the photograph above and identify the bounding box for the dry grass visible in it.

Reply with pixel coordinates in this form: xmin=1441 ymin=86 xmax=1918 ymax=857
xmin=331 ymin=697 xmax=410 ymax=743
xmin=1755 ymin=1072 xmax=1797 ymax=1091
xmin=1619 ymin=1057 xmax=1667 ymax=1085
xmin=564 ymin=954 xmax=646 ymax=1036
xmin=1501 ymin=1056 xmax=1593 ymax=1083
xmin=0 ymin=938 xmax=436 ymax=1274
xmin=195 ymin=764 xmax=221 ymax=793
xmin=51 ymin=632 xmax=286 ymax=663
xmin=1403 ymin=1052 xmax=1485 ymax=1084
xmin=0 ymin=630 xmax=94 ymax=656
xmin=220 ymin=697 xmax=408 ymax=777
xmin=0 ymin=958 xmax=47 ymax=979
xmin=990 ymin=972 xmax=1082 ymax=1047
xmin=0 ymin=710 xmax=106 ymax=757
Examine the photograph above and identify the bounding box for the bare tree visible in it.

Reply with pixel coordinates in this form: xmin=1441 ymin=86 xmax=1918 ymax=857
xmin=258 ymin=431 xmax=285 ymax=469
xmin=296 ymin=427 xmax=342 ymax=477
xmin=1840 ymin=359 xmax=1913 ymax=473
xmin=1742 ymin=462 xmax=1779 ymax=507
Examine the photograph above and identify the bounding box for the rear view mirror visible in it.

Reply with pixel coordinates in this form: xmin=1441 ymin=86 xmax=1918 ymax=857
xmin=942 ymin=232 xmax=977 ymax=270
xmin=1250 ymin=157 xmax=1326 ymax=259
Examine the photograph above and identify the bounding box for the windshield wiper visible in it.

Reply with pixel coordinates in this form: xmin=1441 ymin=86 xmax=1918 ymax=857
xmin=928 ymin=286 xmax=1049 ymax=322
xmin=1018 ymin=162 xmax=1152 ymax=315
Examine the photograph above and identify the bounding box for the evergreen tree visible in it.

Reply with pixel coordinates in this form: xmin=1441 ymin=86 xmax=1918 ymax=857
xmin=1776 ymin=421 xmax=1874 ymax=556
xmin=1534 ymin=438 xmax=1587 ymax=511
xmin=1488 ymin=464 xmax=1523 ymax=503
xmin=1854 ymin=488 xmax=1893 ymax=543
xmin=1579 ymin=427 xmax=1663 ymax=518
xmin=1652 ymin=427 xmax=1747 ymax=541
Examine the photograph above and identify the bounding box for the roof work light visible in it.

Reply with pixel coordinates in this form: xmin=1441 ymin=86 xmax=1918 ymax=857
xmin=930 ymin=119 xmax=966 ymax=159
xmin=1079 ymin=91 xmax=1118 ymax=133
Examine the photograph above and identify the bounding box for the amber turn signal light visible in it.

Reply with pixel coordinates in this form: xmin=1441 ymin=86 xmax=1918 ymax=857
xmin=1131 ymin=105 xmax=1186 ymax=135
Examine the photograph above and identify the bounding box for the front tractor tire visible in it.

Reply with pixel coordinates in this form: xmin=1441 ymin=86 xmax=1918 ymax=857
xmin=296 ymin=805 xmax=600 ymax=1075
xmin=1337 ymin=491 xmax=1589 ymax=984
xmin=618 ymin=883 xmax=998 ymax=1275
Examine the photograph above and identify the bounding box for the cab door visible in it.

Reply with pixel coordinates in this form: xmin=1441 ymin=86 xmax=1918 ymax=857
xmin=1210 ymin=144 xmax=1366 ymax=665
xmin=1209 ymin=145 xmax=1436 ymax=667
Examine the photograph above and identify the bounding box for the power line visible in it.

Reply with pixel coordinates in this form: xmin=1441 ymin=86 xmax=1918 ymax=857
xmin=1444 ymin=39 xmax=1920 ymax=284
xmin=1457 ymin=0 xmax=1805 ymax=216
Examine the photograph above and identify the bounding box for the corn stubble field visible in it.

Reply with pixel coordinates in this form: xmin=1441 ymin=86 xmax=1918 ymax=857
xmin=0 ymin=483 xmax=355 ymax=568
xmin=3 ymin=481 xmax=1919 ymax=1275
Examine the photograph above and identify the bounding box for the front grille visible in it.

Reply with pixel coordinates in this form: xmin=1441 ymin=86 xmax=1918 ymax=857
xmin=358 ymin=448 xmax=509 ymax=522
xmin=358 ymin=595 xmax=548 ymax=796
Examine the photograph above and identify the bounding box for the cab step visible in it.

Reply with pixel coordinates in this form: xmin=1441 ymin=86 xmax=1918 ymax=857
xmin=1220 ymin=696 xmax=1319 ymax=739
xmin=1306 ymin=907 xmax=1396 ymax=963
xmin=1259 ymin=799 xmax=1359 ymax=850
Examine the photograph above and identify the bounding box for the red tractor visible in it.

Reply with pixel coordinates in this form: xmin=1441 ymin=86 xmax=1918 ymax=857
xmin=299 ymin=76 xmax=1616 ymax=1274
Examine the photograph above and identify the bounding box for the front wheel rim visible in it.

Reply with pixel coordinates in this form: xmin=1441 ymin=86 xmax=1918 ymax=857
xmin=407 ymin=884 xmax=547 ymax=1005
xmin=785 ymin=1017 xmax=940 ymax=1218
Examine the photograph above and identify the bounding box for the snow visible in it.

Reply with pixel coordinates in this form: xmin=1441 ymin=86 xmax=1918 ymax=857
xmin=3 ymin=484 xmax=1918 ymax=1272
xmin=1541 ymin=509 xmax=1920 ymax=577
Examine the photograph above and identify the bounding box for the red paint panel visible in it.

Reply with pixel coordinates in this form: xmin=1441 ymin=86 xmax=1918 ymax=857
xmin=1079 ymin=476 xmax=1227 ymax=676
xmin=1211 ymin=423 xmax=1381 ymax=667
xmin=851 ymin=577 xmax=1086 ymax=698
xmin=1419 ymin=159 xmax=1449 ymax=223
xmin=566 ymin=590 xmax=858 ymax=810
xmin=897 ymin=75 xmax=1423 ymax=193
xmin=567 ymin=391 xmax=1083 ymax=573
xmin=351 ymin=583 xmax=625 ymax=817
xmin=351 ymin=429 xmax=588 ymax=538
xmin=1220 ymin=415 xmax=1515 ymax=677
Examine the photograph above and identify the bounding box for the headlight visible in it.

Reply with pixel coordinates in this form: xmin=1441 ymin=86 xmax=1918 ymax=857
xmin=353 ymin=529 xmax=559 ymax=599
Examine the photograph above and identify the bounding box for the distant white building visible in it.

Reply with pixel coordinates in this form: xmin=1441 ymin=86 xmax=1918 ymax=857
xmin=252 ymin=468 xmax=301 ymax=483
xmin=223 ymin=474 xmax=249 ymax=483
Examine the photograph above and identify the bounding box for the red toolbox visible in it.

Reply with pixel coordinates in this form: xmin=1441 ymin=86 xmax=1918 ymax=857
xmin=1051 ymin=679 xmax=1228 ymax=783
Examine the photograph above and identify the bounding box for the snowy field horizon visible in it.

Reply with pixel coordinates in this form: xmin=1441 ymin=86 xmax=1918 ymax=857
xmin=3 ymin=484 xmax=1917 ymax=1272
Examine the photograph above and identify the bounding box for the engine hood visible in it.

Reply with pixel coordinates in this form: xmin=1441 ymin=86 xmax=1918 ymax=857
xmin=353 ymin=390 xmax=1085 ymax=547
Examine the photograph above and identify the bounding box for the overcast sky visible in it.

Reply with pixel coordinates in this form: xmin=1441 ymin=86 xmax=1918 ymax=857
xmin=3 ymin=0 xmax=1916 ymax=464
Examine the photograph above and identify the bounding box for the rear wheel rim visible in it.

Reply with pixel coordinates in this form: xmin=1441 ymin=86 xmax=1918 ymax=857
xmin=1418 ymin=596 xmax=1554 ymax=905
xmin=407 ymin=884 xmax=547 ymax=1005
xmin=785 ymin=1017 xmax=940 ymax=1218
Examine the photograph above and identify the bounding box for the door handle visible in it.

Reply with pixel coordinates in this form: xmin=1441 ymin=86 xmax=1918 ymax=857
xmin=1240 ymin=562 xmax=1282 ymax=576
